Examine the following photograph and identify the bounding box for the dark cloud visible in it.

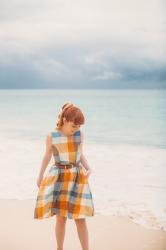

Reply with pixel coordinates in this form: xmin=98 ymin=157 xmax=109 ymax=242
xmin=0 ymin=0 xmax=165 ymax=89
xmin=0 ymin=48 xmax=165 ymax=89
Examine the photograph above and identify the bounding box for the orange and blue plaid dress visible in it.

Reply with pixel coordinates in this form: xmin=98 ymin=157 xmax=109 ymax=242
xmin=34 ymin=129 xmax=95 ymax=219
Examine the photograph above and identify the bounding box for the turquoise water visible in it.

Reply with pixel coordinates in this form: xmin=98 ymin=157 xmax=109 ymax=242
xmin=0 ymin=89 xmax=165 ymax=148
xmin=0 ymin=89 xmax=166 ymax=231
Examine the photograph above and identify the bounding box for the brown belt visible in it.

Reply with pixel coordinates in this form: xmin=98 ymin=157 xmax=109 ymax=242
xmin=53 ymin=162 xmax=79 ymax=169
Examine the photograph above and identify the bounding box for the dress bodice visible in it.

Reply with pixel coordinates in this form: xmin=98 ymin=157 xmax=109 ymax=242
xmin=51 ymin=129 xmax=82 ymax=165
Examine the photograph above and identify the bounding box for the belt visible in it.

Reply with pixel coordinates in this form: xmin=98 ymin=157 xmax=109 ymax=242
xmin=54 ymin=162 xmax=79 ymax=169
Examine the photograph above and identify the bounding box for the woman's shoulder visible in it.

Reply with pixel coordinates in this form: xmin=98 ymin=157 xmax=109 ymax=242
xmin=45 ymin=130 xmax=59 ymax=143
xmin=44 ymin=133 xmax=53 ymax=147
xmin=49 ymin=128 xmax=60 ymax=137
xmin=45 ymin=131 xmax=60 ymax=148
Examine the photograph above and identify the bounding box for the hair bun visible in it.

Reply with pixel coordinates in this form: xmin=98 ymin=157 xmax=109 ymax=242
xmin=62 ymin=103 xmax=74 ymax=111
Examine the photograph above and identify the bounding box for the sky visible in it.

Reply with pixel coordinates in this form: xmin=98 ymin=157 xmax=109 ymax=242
xmin=0 ymin=0 xmax=165 ymax=89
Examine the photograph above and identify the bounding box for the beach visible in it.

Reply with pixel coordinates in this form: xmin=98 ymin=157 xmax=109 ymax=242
xmin=0 ymin=199 xmax=166 ymax=250
xmin=0 ymin=0 xmax=166 ymax=243
xmin=0 ymin=89 xmax=166 ymax=249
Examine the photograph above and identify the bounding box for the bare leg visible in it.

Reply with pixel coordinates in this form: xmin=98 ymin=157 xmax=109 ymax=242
xmin=75 ymin=218 xmax=89 ymax=250
xmin=55 ymin=215 xmax=67 ymax=250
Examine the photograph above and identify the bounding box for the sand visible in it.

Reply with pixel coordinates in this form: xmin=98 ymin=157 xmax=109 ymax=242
xmin=0 ymin=199 xmax=166 ymax=250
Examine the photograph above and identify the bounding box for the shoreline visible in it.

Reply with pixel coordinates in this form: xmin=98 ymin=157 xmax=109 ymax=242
xmin=0 ymin=199 xmax=166 ymax=250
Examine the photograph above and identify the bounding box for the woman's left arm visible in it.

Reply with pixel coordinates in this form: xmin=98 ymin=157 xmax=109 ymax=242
xmin=80 ymin=154 xmax=92 ymax=171
xmin=79 ymin=131 xmax=92 ymax=177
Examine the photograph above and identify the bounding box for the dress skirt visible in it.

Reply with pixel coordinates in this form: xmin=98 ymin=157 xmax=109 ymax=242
xmin=34 ymin=165 xmax=95 ymax=219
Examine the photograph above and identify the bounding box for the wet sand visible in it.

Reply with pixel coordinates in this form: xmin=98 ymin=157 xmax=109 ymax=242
xmin=0 ymin=199 xmax=166 ymax=250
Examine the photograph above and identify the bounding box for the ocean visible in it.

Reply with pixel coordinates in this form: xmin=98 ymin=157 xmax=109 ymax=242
xmin=0 ymin=89 xmax=166 ymax=231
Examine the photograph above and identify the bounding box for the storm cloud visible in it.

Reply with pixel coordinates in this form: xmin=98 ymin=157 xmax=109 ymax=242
xmin=0 ymin=0 xmax=165 ymax=88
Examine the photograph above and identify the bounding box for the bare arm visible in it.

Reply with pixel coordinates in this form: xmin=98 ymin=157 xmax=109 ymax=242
xmin=80 ymin=154 xmax=92 ymax=171
xmin=80 ymin=131 xmax=92 ymax=172
xmin=38 ymin=134 xmax=53 ymax=179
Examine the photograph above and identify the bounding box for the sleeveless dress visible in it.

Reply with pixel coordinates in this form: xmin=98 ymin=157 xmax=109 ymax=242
xmin=34 ymin=129 xmax=95 ymax=219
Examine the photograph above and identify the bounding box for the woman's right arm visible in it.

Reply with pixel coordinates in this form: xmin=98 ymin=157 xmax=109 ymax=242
xmin=37 ymin=134 xmax=53 ymax=187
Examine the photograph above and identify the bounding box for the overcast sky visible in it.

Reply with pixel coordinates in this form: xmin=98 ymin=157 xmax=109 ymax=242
xmin=0 ymin=0 xmax=165 ymax=89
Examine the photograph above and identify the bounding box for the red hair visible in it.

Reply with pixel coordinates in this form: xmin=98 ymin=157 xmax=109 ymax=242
xmin=56 ymin=103 xmax=85 ymax=130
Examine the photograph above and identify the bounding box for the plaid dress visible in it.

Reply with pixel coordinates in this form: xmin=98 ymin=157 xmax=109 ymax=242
xmin=34 ymin=129 xmax=95 ymax=219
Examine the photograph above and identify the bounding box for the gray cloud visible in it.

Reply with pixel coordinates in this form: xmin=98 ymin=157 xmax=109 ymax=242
xmin=0 ymin=0 xmax=165 ymax=88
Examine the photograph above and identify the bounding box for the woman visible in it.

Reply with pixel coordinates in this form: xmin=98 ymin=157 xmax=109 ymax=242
xmin=34 ymin=102 xmax=95 ymax=250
